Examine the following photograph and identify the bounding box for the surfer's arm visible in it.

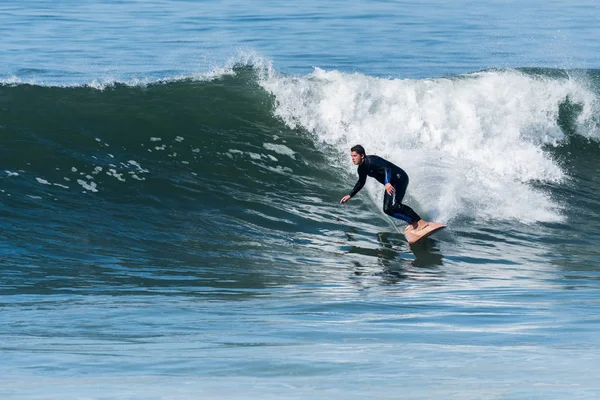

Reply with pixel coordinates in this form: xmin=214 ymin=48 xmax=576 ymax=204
xmin=349 ymin=173 xmax=367 ymax=198
xmin=340 ymin=173 xmax=366 ymax=204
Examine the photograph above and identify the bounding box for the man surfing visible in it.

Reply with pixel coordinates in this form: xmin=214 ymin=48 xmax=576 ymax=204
xmin=340 ymin=145 xmax=442 ymax=243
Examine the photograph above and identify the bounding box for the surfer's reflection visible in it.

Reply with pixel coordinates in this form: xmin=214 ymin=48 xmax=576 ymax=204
xmin=346 ymin=231 xmax=444 ymax=285
xmin=406 ymin=236 xmax=444 ymax=268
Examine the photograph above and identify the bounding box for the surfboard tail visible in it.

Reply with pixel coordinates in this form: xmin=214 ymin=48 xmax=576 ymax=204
xmin=404 ymin=222 xmax=446 ymax=245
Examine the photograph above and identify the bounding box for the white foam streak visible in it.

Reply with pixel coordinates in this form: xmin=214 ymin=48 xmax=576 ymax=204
xmin=261 ymin=68 xmax=599 ymax=223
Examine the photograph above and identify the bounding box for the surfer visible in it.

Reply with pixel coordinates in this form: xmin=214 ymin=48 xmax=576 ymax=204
xmin=340 ymin=144 xmax=428 ymax=231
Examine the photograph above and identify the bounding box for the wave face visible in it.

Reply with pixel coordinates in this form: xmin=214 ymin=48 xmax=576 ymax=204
xmin=1 ymin=65 xmax=350 ymax=294
xmin=1 ymin=64 xmax=600 ymax=286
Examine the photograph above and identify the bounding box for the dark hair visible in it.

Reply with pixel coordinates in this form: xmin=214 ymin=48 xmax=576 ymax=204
xmin=350 ymin=145 xmax=365 ymax=156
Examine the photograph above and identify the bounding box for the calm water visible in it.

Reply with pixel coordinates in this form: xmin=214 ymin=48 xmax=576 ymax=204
xmin=1 ymin=1 xmax=600 ymax=399
xmin=3 ymin=0 xmax=600 ymax=82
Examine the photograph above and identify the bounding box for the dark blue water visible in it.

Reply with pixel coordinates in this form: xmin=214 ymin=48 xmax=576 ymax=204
xmin=1 ymin=1 xmax=600 ymax=399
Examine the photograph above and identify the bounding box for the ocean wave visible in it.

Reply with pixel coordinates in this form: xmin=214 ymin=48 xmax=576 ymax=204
xmin=261 ymin=66 xmax=600 ymax=223
xmin=1 ymin=62 xmax=599 ymax=228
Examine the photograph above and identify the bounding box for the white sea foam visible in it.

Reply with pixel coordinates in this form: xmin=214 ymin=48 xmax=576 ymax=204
xmin=261 ymin=68 xmax=599 ymax=223
xmin=107 ymin=169 xmax=125 ymax=182
xmin=127 ymin=160 xmax=149 ymax=173
xmin=35 ymin=178 xmax=51 ymax=185
xmin=263 ymin=143 xmax=296 ymax=159
xmin=77 ymin=179 xmax=98 ymax=192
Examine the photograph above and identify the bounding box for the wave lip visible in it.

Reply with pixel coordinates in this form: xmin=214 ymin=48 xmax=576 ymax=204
xmin=1 ymin=49 xmax=275 ymax=90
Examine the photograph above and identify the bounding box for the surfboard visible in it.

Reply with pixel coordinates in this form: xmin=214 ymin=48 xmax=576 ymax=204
xmin=404 ymin=222 xmax=446 ymax=245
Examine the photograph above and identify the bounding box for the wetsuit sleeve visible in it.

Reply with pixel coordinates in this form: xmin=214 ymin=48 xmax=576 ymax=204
xmin=349 ymin=168 xmax=367 ymax=197
xmin=384 ymin=167 xmax=391 ymax=184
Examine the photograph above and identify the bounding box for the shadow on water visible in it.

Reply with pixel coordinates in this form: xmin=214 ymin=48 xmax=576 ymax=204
xmin=345 ymin=230 xmax=445 ymax=285
xmin=409 ymin=238 xmax=445 ymax=268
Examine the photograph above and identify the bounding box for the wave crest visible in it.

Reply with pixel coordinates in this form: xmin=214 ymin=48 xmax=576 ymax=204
xmin=261 ymin=67 xmax=600 ymax=223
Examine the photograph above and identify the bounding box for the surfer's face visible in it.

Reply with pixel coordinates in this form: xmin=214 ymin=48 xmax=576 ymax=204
xmin=351 ymin=151 xmax=364 ymax=165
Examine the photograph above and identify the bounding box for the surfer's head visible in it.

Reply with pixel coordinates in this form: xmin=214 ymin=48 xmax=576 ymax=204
xmin=350 ymin=145 xmax=365 ymax=165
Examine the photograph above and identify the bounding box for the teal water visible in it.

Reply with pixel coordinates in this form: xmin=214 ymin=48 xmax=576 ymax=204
xmin=1 ymin=1 xmax=600 ymax=399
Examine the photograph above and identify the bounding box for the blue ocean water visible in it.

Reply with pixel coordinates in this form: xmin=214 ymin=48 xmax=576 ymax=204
xmin=3 ymin=0 xmax=600 ymax=83
xmin=1 ymin=1 xmax=600 ymax=399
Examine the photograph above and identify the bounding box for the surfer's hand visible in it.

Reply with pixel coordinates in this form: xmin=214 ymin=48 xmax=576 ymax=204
xmin=385 ymin=183 xmax=395 ymax=195
xmin=340 ymin=195 xmax=351 ymax=204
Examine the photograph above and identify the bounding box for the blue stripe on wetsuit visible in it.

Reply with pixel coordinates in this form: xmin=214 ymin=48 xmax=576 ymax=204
xmin=392 ymin=212 xmax=412 ymax=223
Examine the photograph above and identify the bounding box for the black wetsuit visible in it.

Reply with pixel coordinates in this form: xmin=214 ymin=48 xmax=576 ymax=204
xmin=349 ymin=155 xmax=421 ymax=224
